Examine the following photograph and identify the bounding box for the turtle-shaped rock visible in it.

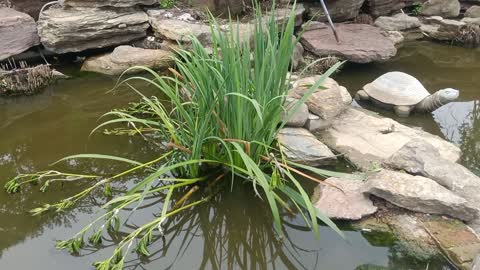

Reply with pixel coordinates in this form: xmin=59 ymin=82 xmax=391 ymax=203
xmin=355 ymin=71 xmax=459 ymax=117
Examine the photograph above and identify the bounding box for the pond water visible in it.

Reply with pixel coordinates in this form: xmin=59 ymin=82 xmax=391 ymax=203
xmin=1 ymin=41 xmax=478 ymax=270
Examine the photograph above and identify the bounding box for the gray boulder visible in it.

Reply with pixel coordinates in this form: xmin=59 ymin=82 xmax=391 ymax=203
xmin=318 ymin=108 xmax=460 ymax=170
xmin=374 ymin=13 xmax=421 ymax=31
xmin=305 ymin=113 xmax=330 ymax=132
xmin=37 ymin=6 xmax=149 ymax=53
xmin=386 ymin=139 xmax=480 ymax=207
xmin=277 ymin=128 xmax=337 ymax=166
xmin=81 ymin=45 xmax=174 ymax=75
xmin=301 ymin=23 xmax=397 ymax=63
xmin=421 ymin=0 xmax=461 ymax=18
xmin=364 ymin=170 xmax=479 ymax=222
xmin=282 ymin=97 xmax=309 ymax=127
xmin=63 ymin=0 xmax=156 ymax=7
xmin=289 ymin=77 xmax=352 ymax=132
xmin=312 ymin=177 xmax=377 ymax=220
xmin=0 ymin=8 xmax=39 ymax=61
xmin=466 ymin=6 xmax=480 ymax=18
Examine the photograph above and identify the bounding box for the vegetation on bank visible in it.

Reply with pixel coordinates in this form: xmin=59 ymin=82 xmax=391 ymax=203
xmin=5 ymin=2 xmax=349 ymax=269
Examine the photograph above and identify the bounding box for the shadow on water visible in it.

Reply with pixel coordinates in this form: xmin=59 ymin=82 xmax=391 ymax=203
xmin=0 ymin=43 xmax=471 ymax=269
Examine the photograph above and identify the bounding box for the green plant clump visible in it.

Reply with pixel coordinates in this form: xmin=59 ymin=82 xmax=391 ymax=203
xmin=160 ymin=0 xmax=176 ymax=9
xmin=5 ymin=2 xmax=351 ymax=269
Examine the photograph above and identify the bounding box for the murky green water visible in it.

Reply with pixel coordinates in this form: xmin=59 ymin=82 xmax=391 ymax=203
xmin=1 ymin=41 xmax=478 ymax=269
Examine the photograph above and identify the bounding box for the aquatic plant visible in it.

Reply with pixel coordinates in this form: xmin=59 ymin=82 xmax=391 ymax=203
xmin=5 ymin=2 xmax=349 ymax=269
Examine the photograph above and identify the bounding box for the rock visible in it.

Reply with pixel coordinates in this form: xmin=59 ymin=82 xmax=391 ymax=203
xmin=386 ymin=140 xmax=480 ymax=208
xmin=366 ymin=0 xmax=427 ymax=17
xmin=424 ymin=219 xmax=480 ymax=270
xmin=277 ymin=128 xmax=337 ymax=166
xmin=146 ymin=8 xmax=201 ymax=21
xmin=63 ymin=0 xmax=156 ymax=8
xmin=466 ymin=6 xmax=480 ymax=18
xmin=81 ymin=46 xmax=174 ymax=75
xmin=301 ymin=21 xmax=328 ymax=32
xmin=37 ymin=6 xmax=149 ymax=53
xmin=364 ymin=170 xmax=479 ymax=221
xmin=0 ymin=8 xmax=39 ymax=61
xmin=462 ymin=17 xmax=480 ymax=26
xmin=420 ymin=16 xmax=466 ymax=41
xmin=311 ymin=177 xmax=377 ymax=220
xmin=474 ymin=254 xmax=480 ymax=270
xmin=301 ymin=24 xmax=397 ymax=63
xmin=421 ymin=0 xmax=461 ymax=18
xmin=292 ymin=39 xmax=304 ymax=71
xmin=318 ymin=108 xmax=461 ymax=170
xmin=374 ymin=13 xmax=421 ymax=31
xmin=149 ymin=18 xmax=212 ymax=45
xmin=189 ymin=0 xmax=243 ymax=16
xmin=282 ymin=97 xmax=309 ymax=127
xmin=7 ymin=0 xmax=51 ymax=20
xmin=383 ymin=214 xmax=438 ymax=259
xmin=290 ymin=76 xmax=352 ymax=129
xmin=272 ymin=4 xmax=306 ymax=27
xmin=382 ymin=30 xmax=405 ymax=45
xmin=305 ymin=113 xmax=330 ymax=132
xmin=308 ymin=0 xmax=365 ymax=22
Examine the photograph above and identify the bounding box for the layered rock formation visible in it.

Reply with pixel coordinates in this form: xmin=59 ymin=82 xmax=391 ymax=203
xmin=37 ymin=6 xmax=149 ymax=53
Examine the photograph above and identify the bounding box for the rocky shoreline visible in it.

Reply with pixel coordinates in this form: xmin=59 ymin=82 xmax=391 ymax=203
xmin=1 ymin=0 xmax=480 ymax=269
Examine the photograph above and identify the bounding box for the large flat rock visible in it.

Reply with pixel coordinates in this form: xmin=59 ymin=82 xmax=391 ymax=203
xmin=312 ymin=177 xmax=377 ymax=220
xmin=318 ymin=108 xmax=460 ymax=170
xmin=278 ymin=128 xmax=337 ymax=166
xmin=37 ymin=6 xmax=149 ymax=53
xmin=81 ymin=45 xmax=174 ymax=75
xmin=301 ymin=24 xmax=396 ymax=63
xmin=364 ymin=170 xmax=479 ymax=222
xmin=0 ymin=8 xmax=39 ymax=61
